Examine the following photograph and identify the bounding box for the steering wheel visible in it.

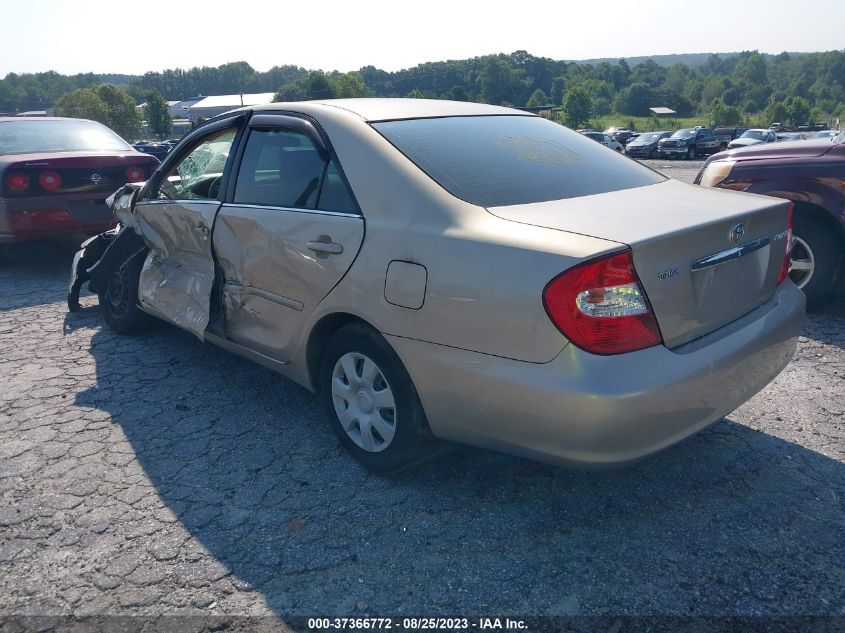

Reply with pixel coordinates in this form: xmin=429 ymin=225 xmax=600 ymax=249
xmin=208 ymin=176 xmax=223 ymax=199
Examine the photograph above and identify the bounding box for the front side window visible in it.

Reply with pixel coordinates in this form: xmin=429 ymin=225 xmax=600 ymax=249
xmin=157 ymin=128 xmax=237 ymax=200
xmin=373 ymin=115 xmax=664 ymax=207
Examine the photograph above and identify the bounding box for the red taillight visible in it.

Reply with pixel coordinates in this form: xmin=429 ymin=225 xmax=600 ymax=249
xmin=5 ymin=172 xmax=29 ymax=192
xmin=777 ymin=203 xmax=794 ymax=285
xmin=38 ymin=170 xmax=62 ymax=191
xmin=543 ymin=249 xmax=663 ymax=355
xmin=126 ymin=166 xmax=145 ymax=182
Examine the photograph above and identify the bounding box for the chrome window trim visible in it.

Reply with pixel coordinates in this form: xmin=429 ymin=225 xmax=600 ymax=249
xmin=137 ymin=198 xmax=222 ymax=206
xmin=220 ymin=202 xmax=362 ymax=219
xmin=690 ymin=237 xmax=771 ymax=271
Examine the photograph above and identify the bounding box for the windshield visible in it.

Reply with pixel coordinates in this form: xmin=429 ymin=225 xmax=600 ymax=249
xmin=671 ymin=129 xmax=695 ymax=139
xmin=740 ymin=130 xmax=767 ymax=140
xmin=373 ymin=115 xmax=664 ymax=207
xmin=0 ymin=119 xmax=131 ymax=154
xmin=636 ymin=132 xmax=664 ymax=143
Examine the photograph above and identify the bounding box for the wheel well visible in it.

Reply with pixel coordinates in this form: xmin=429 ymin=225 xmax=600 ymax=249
xmin=793 ymin=201 xmax=845 ymax=244
xmin=306 ymin=313 xmax=373 ymax=394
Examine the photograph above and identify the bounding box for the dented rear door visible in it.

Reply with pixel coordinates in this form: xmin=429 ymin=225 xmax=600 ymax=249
xmin=132 ymin=119 xmax=243 ymax=338
xmin=213 ymin=114 xmax=364 ymax=361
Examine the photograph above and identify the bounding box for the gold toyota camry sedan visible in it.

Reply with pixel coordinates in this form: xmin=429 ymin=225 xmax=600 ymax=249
xmin=68 ymin=99 xmax=805 ymax=472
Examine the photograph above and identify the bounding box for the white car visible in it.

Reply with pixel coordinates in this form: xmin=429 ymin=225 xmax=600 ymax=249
xmin=581 ymin=131 xmax=623 ymax=152
xmin=727 ymin=129 xmax=777 ymax=149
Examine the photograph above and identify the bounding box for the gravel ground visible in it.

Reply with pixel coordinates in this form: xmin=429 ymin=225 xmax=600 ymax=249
xmin=1 ymin=161 xmax=843 ymax=630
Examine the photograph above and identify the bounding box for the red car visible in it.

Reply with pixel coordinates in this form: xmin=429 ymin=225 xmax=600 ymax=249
xmin=0 ymin=117 xmax=159 ymax=244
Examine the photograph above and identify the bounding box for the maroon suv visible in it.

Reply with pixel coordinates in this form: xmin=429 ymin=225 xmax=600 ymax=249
xmin=0 ymin=117 xmax=159 ymax=244
xmin=695 ymin=132 xmax=845 ymax=307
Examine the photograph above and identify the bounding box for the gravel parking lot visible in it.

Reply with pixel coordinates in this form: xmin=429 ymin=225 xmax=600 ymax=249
xmin=1 ymin=163 xmax=843 ymax=630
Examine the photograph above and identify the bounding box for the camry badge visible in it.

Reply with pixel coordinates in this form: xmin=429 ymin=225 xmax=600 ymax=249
xmin=728 ymin=223 xmax=745 ymax=244
xmin=90 ymin=173 xmax=103 ymax=184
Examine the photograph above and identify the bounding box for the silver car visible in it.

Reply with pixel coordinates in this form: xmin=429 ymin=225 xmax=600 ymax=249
xmin=69 ymin=99 xmax=805 ymax=472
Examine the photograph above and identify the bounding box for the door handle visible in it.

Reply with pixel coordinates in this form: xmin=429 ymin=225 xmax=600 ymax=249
xmin=307 ymin=240 xmax=343 ymax=255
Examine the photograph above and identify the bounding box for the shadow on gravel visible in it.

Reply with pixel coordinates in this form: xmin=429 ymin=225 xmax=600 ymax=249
xmin=73 ymin=321 xmax=845 ymax=616
xmin=803 ymin=296 xmax=845 ymax=349
xmin=0 ymin=239 xmax=82 ymax=310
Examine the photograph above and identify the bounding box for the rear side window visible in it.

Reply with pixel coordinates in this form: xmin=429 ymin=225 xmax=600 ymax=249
xmin=234 ymin=128 xmax=359 ymax=213
xmin=234 ymin=129 xmax=324 ymax=208
xmin=373 ymin=116 xmax=664 ymax=207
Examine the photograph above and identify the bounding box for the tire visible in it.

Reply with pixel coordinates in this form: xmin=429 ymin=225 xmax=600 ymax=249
xmin=687 ymin=145 xmax=697 ymax=159
xmin=97 ymin=251 xmax=153 ymax=335
xmin=790 ymin=218 xmax=844 ymax=310
xmin=320 ymin=323 xmax=435 ymax=473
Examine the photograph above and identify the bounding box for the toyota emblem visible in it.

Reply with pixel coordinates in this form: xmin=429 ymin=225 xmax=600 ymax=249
xmin=728 ymin=223 xmax=745 ymax=244
xmin=90 ymin=173 xmax=103 ymax=184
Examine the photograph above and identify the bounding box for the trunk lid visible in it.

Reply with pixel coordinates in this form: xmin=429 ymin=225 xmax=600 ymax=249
xmin=0 ymin=152 xmax=158 ymax=198
xmin=488 ymin=179 xmax=792 ymax=348
xmin=717 ymin=137 xmax=837 ymax=161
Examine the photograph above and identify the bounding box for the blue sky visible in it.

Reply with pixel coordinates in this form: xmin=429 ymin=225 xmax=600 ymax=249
xmin=2 ymin=0 xmax=844 ymax=76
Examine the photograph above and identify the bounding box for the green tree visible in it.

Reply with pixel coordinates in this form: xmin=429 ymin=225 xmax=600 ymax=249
xmin=550 ymin=76 xmax=566 ymax=105
xmin=526 ymin=89 xmax=548 ymax=107
xmin=55 ymin=84 xmax=140 ymax=139
xmin=144 ymin=89 xmax=172 ymax=138
xmin=446 ymin=85 xmax=469 ymax=101
xmin=614 ymin=82 xmax=658 ymax=115
xmin=334 ymin=72 xmax=368 ymax=98
xmin=710 ymin=98 xmax=742 ymax=126
xmin=407 ymin=88 xmax=425 ymax=99
xmin=273 ymin=82 xmax=307 ymax=102
xmin=562 ymin=86 xmax=592 ymax=129
xmin=54 ymin=88 xmax=109 ymax=124
xmin=307 ymin=71 xmax=335 ymax=100
xmin=788 ymin=96 xmax=811 ymax=125
xmin=93 ymin=84 xmax=141 ymax=139
xmin=764 ymin=99 xmax=789 ymax=125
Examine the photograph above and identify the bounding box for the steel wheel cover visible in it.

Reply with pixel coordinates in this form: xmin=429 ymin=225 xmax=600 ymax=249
xmin=331 ymin=352 xmax=397 ymax=453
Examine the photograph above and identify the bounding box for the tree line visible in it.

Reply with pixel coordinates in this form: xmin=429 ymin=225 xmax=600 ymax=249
xmin=2 ymin=50 xmax=843 ymax=136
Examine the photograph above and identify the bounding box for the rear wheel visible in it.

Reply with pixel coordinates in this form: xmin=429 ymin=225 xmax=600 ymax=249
xmin=98 ymin=252 xmax=152 ymax=335
xmin=320 ymin=323 xmax=435 ymax=472
xmin=790 ymin=219 xmax=844 ymax=309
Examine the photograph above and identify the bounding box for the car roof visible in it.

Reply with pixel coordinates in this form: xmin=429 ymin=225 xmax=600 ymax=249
xmin=0 ymin=116 xmax=96 ymax=123
xmin=253 ymin=98 xmax=530 ymax=122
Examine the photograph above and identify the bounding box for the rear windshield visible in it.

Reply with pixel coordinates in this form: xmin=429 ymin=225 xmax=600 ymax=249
xmin=372 ymin=115 xmax=664 ymax=207
xmin=0 ymin=119 xmax=131 ymax=154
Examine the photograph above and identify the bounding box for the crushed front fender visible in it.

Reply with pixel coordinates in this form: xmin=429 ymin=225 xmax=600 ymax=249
xmin=67 ymin=228 xmax=119 ymax=312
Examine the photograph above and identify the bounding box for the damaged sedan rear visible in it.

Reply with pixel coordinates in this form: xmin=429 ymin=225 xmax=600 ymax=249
xmin=69 ymin=99 xmax=805 ymax=472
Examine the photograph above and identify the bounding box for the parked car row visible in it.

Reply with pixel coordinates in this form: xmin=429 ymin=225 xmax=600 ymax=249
xmin=580 ymin=123 xmax=839 ymax=160
xmin=130 ymin=139 xmax=181 ymax=161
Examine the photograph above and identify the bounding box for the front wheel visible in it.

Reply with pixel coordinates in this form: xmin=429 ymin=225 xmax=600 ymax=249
xmin=97 ymin=251 xmax=152 ymax=335
xmin=790 ymin=219 xmax=844 ymax=309
xmin=320 ymin=323 xmax=435 ymax=472
xmin=687 ymin=145 xmax=697 ymax=159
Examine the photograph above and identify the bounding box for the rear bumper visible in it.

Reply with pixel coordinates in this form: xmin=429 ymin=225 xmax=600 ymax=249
xmin=0 ymin=193 xmax=115 ymax=243
xmin=387 ymin=282 xmax=805 ymax=467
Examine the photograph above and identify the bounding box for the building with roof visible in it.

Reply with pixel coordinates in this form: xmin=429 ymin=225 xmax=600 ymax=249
xmin=187 ymin=93 xmax=275 ymax=119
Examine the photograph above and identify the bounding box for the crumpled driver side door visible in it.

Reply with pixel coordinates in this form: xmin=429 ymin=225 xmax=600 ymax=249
xmin=132 ymin=117 xmax=243 ymax=338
